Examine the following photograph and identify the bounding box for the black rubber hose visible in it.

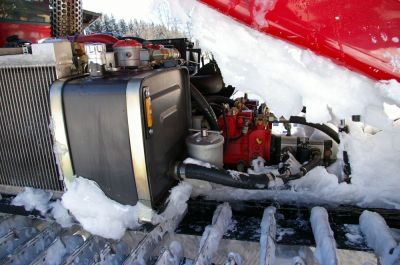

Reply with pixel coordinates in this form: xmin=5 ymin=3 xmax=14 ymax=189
xmin=288 ymin=116 xmax=340 ymax=143
xmin=299 ymin=148 xmax=322 ymax=175
xmin=190 ymin=83 xmax=220 ymax=131
xmin=175 ymin=163 xmax=275 ymax=189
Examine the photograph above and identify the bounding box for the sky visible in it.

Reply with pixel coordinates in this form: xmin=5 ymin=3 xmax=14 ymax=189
xmin=82 ymin=0 xmax=159 ymax=22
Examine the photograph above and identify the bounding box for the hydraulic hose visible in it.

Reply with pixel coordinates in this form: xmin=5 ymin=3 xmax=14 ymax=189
xmin=288 ymin=116 xmax=340 ymax=143
xmin=190 ymin=83 xmax=220 ymax=131
xmin=173 ymin=149 xmax=321 ymax=189
xmin=300 ymin=148 xmax=322 ymax=175
xmin=174 ymin=162 xmax=275 ymax=189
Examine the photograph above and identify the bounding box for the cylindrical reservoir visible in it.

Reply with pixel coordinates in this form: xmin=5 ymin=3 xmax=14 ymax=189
xmin=113 ymin=40 xmax=142 ymax=68
xmin=186 ymin=130 xmax=224 ymax=168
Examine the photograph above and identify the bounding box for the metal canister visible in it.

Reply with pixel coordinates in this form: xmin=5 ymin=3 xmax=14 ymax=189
xmin=186 ymin=129 xmax=224 ymax=168
xmin=113 ymin=40 xmax=142 ymax=68
xmin=84 ymin=43 xmax=106 ymax=77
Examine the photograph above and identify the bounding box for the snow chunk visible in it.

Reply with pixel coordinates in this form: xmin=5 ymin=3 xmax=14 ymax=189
xmin=360 ymin=210 xmax=400 ymax=265
xmin=310 ymin=207 xmax=338 ymax=265
xmin=50 ymin=200 xmax=73 ymax=228
xmin=61 ymin=177 xmax=153 ymax=240
xmin=11 ymin=187 xmax=52 ymax=215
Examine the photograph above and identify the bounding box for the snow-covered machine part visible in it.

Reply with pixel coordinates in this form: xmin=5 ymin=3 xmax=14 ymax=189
xmin=199 ymin=0 xmax=400 ymax=82
xmin=310 ymin=207 xmax=338 ymax=265
xmin=194 ymin=202 xmax=232 ymax=265
xmin=359 ymin=210 xmax=400 ymax=265
xmin=259 ymin=206 xmax=276 ymax=265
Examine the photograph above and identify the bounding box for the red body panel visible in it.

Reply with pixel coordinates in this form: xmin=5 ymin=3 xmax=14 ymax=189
xmin=0 ymin=22 xmax=50 ymax=47
xmin=199 ymin=0 xmax=400 ymax=81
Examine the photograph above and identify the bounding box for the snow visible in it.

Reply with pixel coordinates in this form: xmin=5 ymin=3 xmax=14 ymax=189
xmin=61 ymin=177 xmax=153 ymax=240
xmin=156 ymin=241 xmax=183 ymax=265
xmin=196 ymin=202 xmax=232 ymax=265
xmin=183 ymin=157 xmax=214 ymax=168
xmin=50 ymin=200 xmax=73 ymax=228
xmin=360 ymin=210 xmax=400 ymax=265
xmin=157 ymin=181 xmax=193 ymax=227
xmin=225 ymin=252 xmax=242 ymax=265
xmin=11 ymin=187 xmax=52 ymax=215
xmin=343 ymin=224 xmax=365 ymax=247
xmin=259 ymin=207 xmax=276 ymax=265
xmin=11 ymin=188 xmax=74 ymax=227
xmin=310 ymin=207 xmax=338 ymax=265
xmin=166 ymin=0 xmax=400 ymax=126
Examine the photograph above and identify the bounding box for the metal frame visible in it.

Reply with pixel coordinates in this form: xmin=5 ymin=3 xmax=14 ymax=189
xmin=50 ymin=78 xmax=76 ymax=185
xmin=126 ymin=79 xmax=152 ymax=208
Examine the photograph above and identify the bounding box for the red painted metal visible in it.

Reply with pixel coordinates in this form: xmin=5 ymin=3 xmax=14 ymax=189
xmin=218 ymin=108 xmax=272 ymax=167
xmin=0 ymin=22 xmax=50 ymax=47
xmin=198 ymin=0 xmax=400 ymax=81
xmin=75 ymin=34 xmax=119 ymax=44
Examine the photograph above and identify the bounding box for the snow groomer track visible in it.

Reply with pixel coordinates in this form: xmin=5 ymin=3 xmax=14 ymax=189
xmin=0 ymin=199 xmax=399 ymax=265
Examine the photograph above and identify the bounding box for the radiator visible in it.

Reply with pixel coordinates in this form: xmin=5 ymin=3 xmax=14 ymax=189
xmin=0 ymin=42 xmax=74 ymax=195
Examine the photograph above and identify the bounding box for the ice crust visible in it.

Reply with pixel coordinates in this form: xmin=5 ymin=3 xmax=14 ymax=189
xmin=360 ymin=210 xmax=400 ymax=265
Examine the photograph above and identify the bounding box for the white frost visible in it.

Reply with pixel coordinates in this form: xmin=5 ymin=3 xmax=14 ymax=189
xmin=61 ymin=177 xmax=154 ymax=240
xmin=360 ymin=210 xmax=400 ymax=265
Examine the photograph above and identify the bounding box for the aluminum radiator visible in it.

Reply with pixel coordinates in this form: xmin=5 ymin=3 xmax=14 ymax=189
xmin=0 ymin=42 xmax=74 ymax=195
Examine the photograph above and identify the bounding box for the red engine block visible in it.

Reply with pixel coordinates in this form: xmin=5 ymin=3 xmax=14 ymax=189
xmin=218 ymin=109 xmax=272 ymax=167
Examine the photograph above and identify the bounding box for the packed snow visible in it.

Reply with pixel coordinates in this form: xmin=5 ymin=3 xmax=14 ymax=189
xmin=360 ymin=210 xmax=400 ymax=265
xmin=61 ymin=177 xmax=152 ymax=240
xmin=310 ymin=207 xmax=338 ymax=265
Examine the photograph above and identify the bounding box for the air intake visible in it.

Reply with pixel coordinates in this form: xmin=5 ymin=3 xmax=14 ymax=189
xmin=0 ymin=42 xmax=74 ymax=195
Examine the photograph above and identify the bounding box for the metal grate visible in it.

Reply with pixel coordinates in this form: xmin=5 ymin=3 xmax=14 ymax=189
xmin=50 ymin=0 xmax=83 ymax=37
xmin=0 ymin=65 xmax=63 ymax=191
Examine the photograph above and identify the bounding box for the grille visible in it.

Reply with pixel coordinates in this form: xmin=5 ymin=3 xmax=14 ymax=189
xmin=0 ymin=65 xmax=63 ymax=191
xmin=51 ymin=0 xmax=83 ymax=37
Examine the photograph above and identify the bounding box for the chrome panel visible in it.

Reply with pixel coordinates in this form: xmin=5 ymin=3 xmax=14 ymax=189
xmin=126 ymin=79 xmax=152 ymax=207
xmin=50 ymin=79 xmax=75 ymax=184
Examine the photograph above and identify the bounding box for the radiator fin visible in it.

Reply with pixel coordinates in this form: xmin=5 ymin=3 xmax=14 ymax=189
xmin=0 ymin=66 xmax=63 ymax=192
